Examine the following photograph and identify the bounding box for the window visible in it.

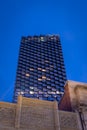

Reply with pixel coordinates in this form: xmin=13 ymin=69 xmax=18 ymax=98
xmin=38 ymin=78 xmax=42 ymax=81
xmin=47 ymin=78 xmax=51 ymax=80
xmin=20 ymin=91 xmax=24 ymax=94
xmin=25 ymin=73 xmax=30 ymax=77
xmin=56 ymin=91 xmax=60 ymax=94
xmin=47 ymin=86 xmax=51 ymax=89
xmin=38 ymin=68 xmax=42 ymax=70
xmin=30 ymin=68 xmax=34 ymax=71
xmin=42 ymin=69 xmax=46 ymax=72
xmin=45 ymin=60 xmax=49 ymax=63
xmin=40 ymin=37 xmax=44 ymax=41
xmin=30 ymin=91 xmax=34 ymax=94
xmin=30 ymin=86 xmax=34 ymax=89
xmin=42 ymin=76 xmax=46 ymax=79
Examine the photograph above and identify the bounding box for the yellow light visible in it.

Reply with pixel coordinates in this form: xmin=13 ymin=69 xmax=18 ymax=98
xmin=26 ymin=73 xmax=30 ymax=77
xmin=42 ymin=76 xmax=46 ymax=79
xmin=38 ymin=78 xmax=42 ymax=81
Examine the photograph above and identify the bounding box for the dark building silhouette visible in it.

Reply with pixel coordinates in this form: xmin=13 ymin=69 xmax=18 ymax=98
xmin=13 ymin=35 xmax=67 ymax=102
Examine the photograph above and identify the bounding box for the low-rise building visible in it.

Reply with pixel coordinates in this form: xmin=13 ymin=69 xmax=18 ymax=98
xmin=0 ymin=80 xmax=87 ymax=130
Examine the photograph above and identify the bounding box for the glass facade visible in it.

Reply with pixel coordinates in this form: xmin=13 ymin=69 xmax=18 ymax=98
xmin=13 ymin=35 xmax=67 ymax=102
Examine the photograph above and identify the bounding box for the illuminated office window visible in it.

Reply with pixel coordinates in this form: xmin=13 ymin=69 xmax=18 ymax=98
xmin=25 ymin=73 xmax=30 ymax=77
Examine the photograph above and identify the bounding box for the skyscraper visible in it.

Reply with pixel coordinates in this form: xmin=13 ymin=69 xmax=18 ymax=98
xmin=13 ymin=35 xmax=67 ymax=102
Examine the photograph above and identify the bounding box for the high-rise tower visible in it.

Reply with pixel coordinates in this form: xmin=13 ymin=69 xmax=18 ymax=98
xmin=13 ymin=35 xmax=67 ymax=102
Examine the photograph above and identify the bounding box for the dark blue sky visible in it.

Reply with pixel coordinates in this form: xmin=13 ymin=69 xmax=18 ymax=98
xmin=0 ymin=0 xmax=87 ymax=102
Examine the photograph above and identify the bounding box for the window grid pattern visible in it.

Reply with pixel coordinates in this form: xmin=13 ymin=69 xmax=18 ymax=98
xmin=13 ymin=35 xmax=67 ymax=102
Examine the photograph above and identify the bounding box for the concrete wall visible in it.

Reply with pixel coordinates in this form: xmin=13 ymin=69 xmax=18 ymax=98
xmin=17 ymin=96 xmax=59 ymax=130
xmin=0 ymin=95 xmax=80 ymax=130
xmin=59 ymin=80 xmax=87 ymax=111
xmin=59 ymin=110 xmax=79 ymax=130
xmin=0 ymin=96 xmax=59 ymax=130
xmin=0 ymin=102 xmax=16 ymax=129
xmin=59 ymin=84 xmax=72 ymax=111
xmin=82 ymin=111 xmax=87 ymax=129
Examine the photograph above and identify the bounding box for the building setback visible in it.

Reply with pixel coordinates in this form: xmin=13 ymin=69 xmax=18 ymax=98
xmin=13 ymin=35 xmax=67 ymax=102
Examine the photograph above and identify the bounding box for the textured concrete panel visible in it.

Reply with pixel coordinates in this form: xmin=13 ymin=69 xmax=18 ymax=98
xmin=0 ymin=92 xmax=86 ymax=130
xmin=0 ymin=102 xmax=16 ymax=127
xmin=20 ymin=97 xmax=57 ymax=130
xmin=59 ymin=80 xmax=87 ymax=111
xmin=59 ymin=111 xmax=79 ymax=130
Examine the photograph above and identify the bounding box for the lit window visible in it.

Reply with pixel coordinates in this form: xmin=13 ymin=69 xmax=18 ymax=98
xmin=30 ymin=68 xmax=34 ymax=71
xmin=42 ymin=76 xmax=46 ymax=79
xmin=40 ymin=37 xmax=44 ymax=41
xmin=38 ymin=78 xmax=42 ymax=81
xmin=30 ymin=91 xmax=34 ymax=94
xmin=30 ymin=86 xmax=34 ymax=89
xmin=48 ymin=91 xmax=55 ymax=94
xmin=42 ymin=69 xmax=46 ymax=72
xmin=38 ymin=68 xmax=42 ymax=70
xmin=51 ymin=37 xmax=54 ymax=39
xmin=26 ymin=73 xmax=30 ymax=77
xmin=56 ymin=91 xmax=60 ymax=94
xmin=51 ymin=92 xmax=56 ymax=94
xmin=20 ymin=91 xmax=24 ymax=94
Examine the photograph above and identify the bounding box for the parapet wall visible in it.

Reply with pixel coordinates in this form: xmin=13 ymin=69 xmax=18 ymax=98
xmin=59 ymin=110 xmax=79 ymax=130
xmin=0 ymin=102 xmax=16 ymax=128
xmin=0 ymin=96 xmax=80 ymax=130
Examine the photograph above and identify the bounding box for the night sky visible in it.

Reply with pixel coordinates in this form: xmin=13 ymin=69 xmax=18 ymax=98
xmin=0 ymin=0 xmax=87 ymax=102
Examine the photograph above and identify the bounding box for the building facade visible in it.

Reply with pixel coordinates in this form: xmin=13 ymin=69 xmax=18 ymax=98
xmin=13 ymin=35 xmax=67 ymax=102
